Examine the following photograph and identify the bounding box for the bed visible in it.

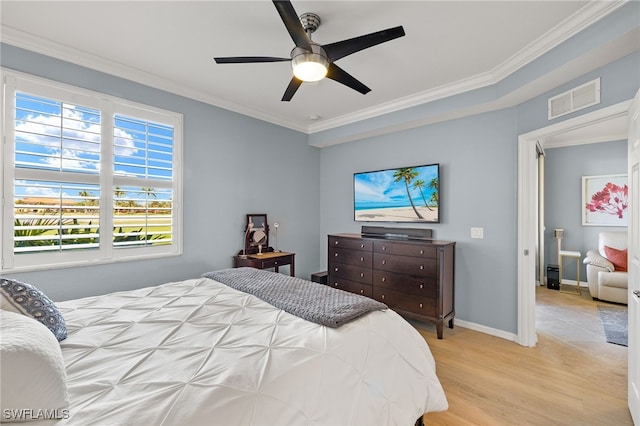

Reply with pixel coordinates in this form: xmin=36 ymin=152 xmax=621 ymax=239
xmin=0 ymin=269 xmax=447 ymax=425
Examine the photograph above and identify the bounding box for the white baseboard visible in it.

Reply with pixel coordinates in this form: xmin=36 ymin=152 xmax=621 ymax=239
xmin=455 ymin=318 xmax=518 ymax=342
xmin=540 ymin=279 xmax=588 ymax=288
xmin=447 ymin=280 xmax=589 ymax=343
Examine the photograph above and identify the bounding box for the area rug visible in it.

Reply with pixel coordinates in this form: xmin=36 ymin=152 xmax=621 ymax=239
xmin=597 ymin=305 xmax=628 ymax=347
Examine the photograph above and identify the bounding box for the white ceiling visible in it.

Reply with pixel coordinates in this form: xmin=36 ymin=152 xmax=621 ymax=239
xmin=0 ymin=1 xmax=630 ymax=134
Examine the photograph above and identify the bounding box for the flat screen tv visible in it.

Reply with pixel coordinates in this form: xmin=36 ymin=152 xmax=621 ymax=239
xmin=354 ymin=163 xmax=439 ymax=223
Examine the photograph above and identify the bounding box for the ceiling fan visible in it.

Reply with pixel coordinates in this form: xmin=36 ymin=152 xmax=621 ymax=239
xmin=214 ymin=0 xmax=405 ymax=101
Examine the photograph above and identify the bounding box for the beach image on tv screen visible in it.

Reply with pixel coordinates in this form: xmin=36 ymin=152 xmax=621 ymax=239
xmin=354 ymin=164 xmax=439 ymax=222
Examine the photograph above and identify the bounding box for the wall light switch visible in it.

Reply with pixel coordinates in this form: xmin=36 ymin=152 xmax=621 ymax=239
xmin=471 ymin=227 xmax=484 ymax=239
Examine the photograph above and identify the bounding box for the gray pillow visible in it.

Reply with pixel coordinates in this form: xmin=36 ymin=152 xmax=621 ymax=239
xmin=0 ymin=278 xmax=67 ymax=341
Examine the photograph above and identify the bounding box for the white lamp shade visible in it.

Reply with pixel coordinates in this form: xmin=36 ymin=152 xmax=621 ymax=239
xmin=291 ymin=46 xmax=328 ymax=82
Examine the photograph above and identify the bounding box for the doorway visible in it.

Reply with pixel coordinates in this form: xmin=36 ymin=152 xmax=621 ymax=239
xmin=517 ymin=100 xmax=631 ymax=347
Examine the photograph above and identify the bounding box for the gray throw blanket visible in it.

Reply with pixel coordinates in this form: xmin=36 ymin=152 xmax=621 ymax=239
xmin=202 ymin=268 xmax=387 ymax=327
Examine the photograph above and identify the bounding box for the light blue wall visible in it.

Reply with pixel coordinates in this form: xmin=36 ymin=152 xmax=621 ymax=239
xmin=319 ymin=108 xmax=519 ymax=332
xmin=1 ymin=1 xmax=638 ymax=337
xmin=1 ymin=44 xmax=321 ymax=302
xmin=516 ymin=51 xmax=640 ymax=135
xmin=318 ymin=4 xmax=639 ymax=334
xmin=544 ymin=141 xmax=628 ymax=282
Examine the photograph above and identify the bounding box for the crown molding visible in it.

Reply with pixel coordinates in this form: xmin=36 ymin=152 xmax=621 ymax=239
xmin=309 ymin=1 xmax=627 ymax=134
xmin=0 ymin=26 xmax=309 ymax=133
xmin=490 ymin=0 xmax=626 ymax=82
xmin=0 ymin=1 xmax=627 ymax=136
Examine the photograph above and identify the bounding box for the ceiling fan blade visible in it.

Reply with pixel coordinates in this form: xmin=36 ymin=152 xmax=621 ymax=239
xmin=272 ymin=0 xmax=312 ymax=51
xmin=214 ymin=56 xmax=290 ymax=64
xmin=326 ymin=63 xmax=371 ymax=95
xmin=281 ymin=77 xmax=303 ymax=101
xmin=323 ymin=26 xmax=405 ymax=62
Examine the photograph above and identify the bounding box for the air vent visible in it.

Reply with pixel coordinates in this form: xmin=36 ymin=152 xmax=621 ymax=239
xmin=548 ymin=78 xmax=600 ymax=120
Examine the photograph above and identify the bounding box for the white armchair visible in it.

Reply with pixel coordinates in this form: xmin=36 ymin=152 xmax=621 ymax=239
xmin=583 ymin=231 xmax=628 ymax=304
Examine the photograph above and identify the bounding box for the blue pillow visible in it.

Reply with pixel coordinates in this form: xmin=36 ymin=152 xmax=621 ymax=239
xmin=0 ymin=278 xmax=67 ymax=341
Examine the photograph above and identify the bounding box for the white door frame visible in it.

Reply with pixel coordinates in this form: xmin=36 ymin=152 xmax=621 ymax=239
xmin=516 ymin=100 xmax=632 ymax=347
xmin=626 ymin=89 xmax=639 ymax=424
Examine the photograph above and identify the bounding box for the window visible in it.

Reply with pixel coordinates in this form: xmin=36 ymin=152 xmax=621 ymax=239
xmin=1 ymin=71 xmax=182 ymax=272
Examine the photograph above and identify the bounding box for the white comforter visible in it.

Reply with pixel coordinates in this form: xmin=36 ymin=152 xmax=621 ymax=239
xmin=54 ymin=277 xmax=447 ymax=425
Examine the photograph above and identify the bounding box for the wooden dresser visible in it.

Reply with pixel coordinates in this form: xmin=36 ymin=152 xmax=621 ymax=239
xmin=327 ymin=229 xmax=455 ymax=339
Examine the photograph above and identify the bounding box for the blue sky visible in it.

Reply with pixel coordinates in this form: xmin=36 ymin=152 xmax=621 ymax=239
xmin=13 ymin=92 xmax=174 ymax=203
xmin=354 ymin=164 xmax=438 ymax=209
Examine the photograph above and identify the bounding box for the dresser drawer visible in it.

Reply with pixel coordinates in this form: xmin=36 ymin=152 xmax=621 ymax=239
xmin=373 ymin=270 xmax=437 ymax=296
xmin=328 ymin=247 xmax=373 ymax=268
xmin=329 ymin=236 xmax=373 ymax=251
xmin=327 ymin=277 xmax=372 ymax=297
xmin=329 ymin=262 xmax=372 ymax=284
xmin=373 ymin=287 xmax=436 ymax=316
xmin=374 ymin=240 xmax=436 ymax=258
xmin=373 ymin=253 xmax=437 ymax=276
xmin=259 ymin=257 xmax=290 ymax=269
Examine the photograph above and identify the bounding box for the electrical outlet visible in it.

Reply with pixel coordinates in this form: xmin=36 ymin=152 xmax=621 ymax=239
xmin=471 ymin=227 xmax=484 ymax=239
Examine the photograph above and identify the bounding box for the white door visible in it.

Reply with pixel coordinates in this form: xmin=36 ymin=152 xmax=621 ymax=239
xmin=628 ymin=88 xmax=640 ymax=424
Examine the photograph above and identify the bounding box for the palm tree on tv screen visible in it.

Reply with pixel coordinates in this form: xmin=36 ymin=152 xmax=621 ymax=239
xmin=393 ymin=168 xmax=424 ymax=219
xmin=428 ymin=177 xmax=439 ymax=207
xmin=412 ymin=179 xmax=433 ymax=211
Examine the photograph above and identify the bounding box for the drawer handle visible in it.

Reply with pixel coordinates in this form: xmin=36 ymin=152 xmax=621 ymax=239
xmin=419 ymin=265 xmax=424 ymax=270
xmin=334 ymin=241 xmax=339 ymax=245
xmin=419 ymin=284 xmax=423 ymax=289
xmin=274 ymin=261 xmax=278 ymax=265
xmin=360 ymin=257 xmax=364 ymax=262
xmin=382 ymin=246 xmax=386 ymax=251
xmin=334 ymin=283 xmax=339 ymax=287
xmin=334 ymin=267 xmax=339 ymax=272
xmin=360 ymin=289 xmax=364 ymax=294
xmin=360 ymin=273 xmax=364 ymax=278
xmin=420 ymin=249 xmax=424 ymax=255
xmin=419 ymin=303 xmax=423 ymax=308
xmin=381 ymin=294 xmax=385 ymax=300
xmin=360 ymin=244 xmax=365 ymax=248
xmin=381 ymin=277 xmax=386 ymax=282
xmin=382 ymin=260 xmax=386 ymax=265
xmin=334 ymin=253 xmax=339 ymax=257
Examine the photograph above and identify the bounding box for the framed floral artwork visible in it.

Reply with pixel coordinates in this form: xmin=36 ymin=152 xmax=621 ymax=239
xmin=582 ymin=174 xmax=628 ymax=226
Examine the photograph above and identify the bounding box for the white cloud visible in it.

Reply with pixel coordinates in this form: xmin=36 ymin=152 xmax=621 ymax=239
xmin=15 ymin=105 xmax=138 ymax=169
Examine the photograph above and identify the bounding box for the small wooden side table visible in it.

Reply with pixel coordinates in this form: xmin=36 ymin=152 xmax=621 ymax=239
xmin=233 ymin=251 xmax=295 ymax=276
xmin=559 ymin=250 xmax=581 ymax=295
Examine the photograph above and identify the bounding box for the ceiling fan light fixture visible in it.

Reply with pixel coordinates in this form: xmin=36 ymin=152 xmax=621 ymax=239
xmin=291 ymin=46 xmax=328 ymax=82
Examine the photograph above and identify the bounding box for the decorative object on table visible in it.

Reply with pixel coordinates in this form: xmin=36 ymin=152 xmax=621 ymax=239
xmin=240 ymin=214 xmax=271 ymax=256
xmin=582 ymin=174 xmax=628 ymax=226
xmin=239 ymin=222 xmax=254 ymax=259
xmin=234 ymin=214 xmax=295 ymax=275
xmin=597 ymin=304 xmax=628 ymax=346
xmin=273 ymin=222 xmax=280 ymax=252
xmin=554 ymin=228 xmax=564 ymax=265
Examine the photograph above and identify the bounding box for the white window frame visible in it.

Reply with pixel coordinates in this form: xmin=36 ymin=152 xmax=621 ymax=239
xmin=1 ymin=69 xmax=183 ymax=273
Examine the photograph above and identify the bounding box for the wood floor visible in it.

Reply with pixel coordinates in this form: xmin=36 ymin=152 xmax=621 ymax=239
xmin=413 ymin=285 xmax=631 ymax=425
